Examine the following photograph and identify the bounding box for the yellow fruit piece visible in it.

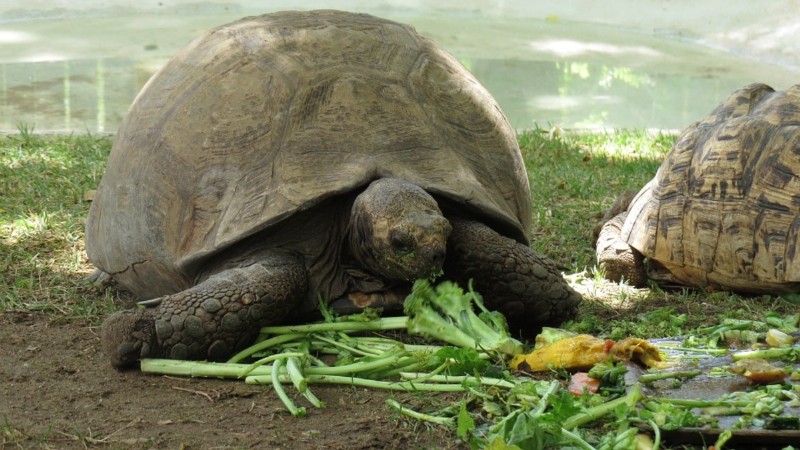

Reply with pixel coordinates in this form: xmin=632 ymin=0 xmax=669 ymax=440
xmin=765 ymin=328 xmax=795 ymax=347
xmin=510 ymin=335 xmax=665 ymax=372
xmin=611 ymin=337 xmax=665 ymax=368
xmin=510 ymin=334 xmax=611 ymax=372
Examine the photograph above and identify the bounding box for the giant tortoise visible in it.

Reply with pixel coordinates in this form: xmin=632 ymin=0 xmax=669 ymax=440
xmin=596 ymin=82 xmax=800 ymax=293
xmin=87 ymin=10 xmax=582 ymax=368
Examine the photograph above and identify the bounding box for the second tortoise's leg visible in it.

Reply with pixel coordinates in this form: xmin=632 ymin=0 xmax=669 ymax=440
xmin=444 ymin=218 xmax=582 ymax=330
xmin=595 ymin=211 xmax=647 ymax=287
xmin=594 ymin=190 xmax=648 ymax=287
xmin=101 ymin=254 xmax=307 ymax=368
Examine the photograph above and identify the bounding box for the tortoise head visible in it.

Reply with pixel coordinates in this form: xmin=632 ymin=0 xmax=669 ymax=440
xmin=349 ymin=178 xmax=451 ymax=281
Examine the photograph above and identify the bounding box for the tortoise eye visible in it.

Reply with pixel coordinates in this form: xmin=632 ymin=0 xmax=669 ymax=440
xmin=390 ymin=230 xmax=414 ymax=254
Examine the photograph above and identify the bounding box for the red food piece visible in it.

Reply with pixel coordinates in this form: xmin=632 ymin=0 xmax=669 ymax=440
xmin=568 ymin=372 xmax=600 ymax=396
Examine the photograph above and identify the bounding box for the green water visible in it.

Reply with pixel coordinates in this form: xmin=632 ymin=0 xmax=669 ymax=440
xmin=1 ymin=10 xmax=798 ymax=132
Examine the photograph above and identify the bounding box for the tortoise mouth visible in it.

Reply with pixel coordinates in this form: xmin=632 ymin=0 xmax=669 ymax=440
xmin=357 ymin=217 xmax=451 ymax=282
xmin=382 ymin=238 xmax=449 ymax=281
xmin=348 ymin=178 xmax=452 ymax=282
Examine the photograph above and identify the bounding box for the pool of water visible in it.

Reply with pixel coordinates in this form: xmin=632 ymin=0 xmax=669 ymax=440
xmin=1 ymin=5 xmax=798 ymax=133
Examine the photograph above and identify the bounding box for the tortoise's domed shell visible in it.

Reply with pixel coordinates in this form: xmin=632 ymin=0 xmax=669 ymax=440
xmin=85 ymin=10 xmax=531 ymax=299
xmin=622 ymin=83 xmax=800 ymax=292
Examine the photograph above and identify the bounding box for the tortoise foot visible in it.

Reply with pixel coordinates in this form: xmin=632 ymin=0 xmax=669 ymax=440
xmin=595 ymin=211 xmax=647 ymax=287
xmin=101 ymin=258 xmax=307 ymax=368
xmin=101 ymin=309 xmax=158 ymax=368
xmin=445 ymin=218 xmax=582 ymax=331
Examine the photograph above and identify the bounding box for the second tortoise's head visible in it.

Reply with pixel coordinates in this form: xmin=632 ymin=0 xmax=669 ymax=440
xmin=349 ymin=178 xmax=451 ymax=281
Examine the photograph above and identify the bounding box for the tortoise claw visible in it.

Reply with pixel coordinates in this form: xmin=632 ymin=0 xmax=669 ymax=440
xmin=137 ymin=297 xmax=164 ymax=307
xmin=101 ymin=309 xmax=157 ymax=369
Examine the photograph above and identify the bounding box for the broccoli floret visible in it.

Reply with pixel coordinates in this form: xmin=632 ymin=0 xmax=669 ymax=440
xmin=404 ymin=279 xmax=522 ymax=356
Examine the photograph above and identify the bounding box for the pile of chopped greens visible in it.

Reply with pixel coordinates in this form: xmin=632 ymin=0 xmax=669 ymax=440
xmin=142 ymin=280 xmax=800 ymax=450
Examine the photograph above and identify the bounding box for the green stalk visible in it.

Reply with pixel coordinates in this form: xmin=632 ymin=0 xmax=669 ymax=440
xmin=656 ymin=344 xmax=728 ymax=356
xmin=286 ymin=356 xmax=308 ymax=392
xmin=299 ymin=388 xmax=324 ymax=409
xmin=366 ymin=355 xmax=427 ymax=379
xmin=246 ymin=374 xmax=471 ymax=392
xmin=227 ymin=332 xmax=305 ymax=363
xmin=533 ymin=380 xmax=560 ymax=415
xmin=240 ymin=352 xmax=306 ymax=377
xmin=732 ymin=347 xmax=798 ymax=361
xmin=639 ymin=370 xmax=701 ymax=384
xmin=649 ymin=398 xmax=752 ymax=408
xmin=141 ymin=359 xmax=266 ymax=378
xmin=714 ymin=429 xmax=733 ymax=450
xmin=271 ymin=358 xmax=306 ymax=417
xmin=305 ymin=351 xmax=409 ymax=376
xmin=143 ymin=353 xmax=413 ymax=380
xmin=399 ymin=372 xmax=516 ymax=389
xmin=630 ymin=418 xmax=662 ymax=450
xmin=455 ymin=306 xmax=522 ymax=356
xmin=312 ymin=334 xmax=385 ymax=357
xmin=385 ymin=399 xmax=455 ymax=426
xmin=306 ymin=353 xmax=329 ymax=368
xmin=396 ymin=362 xmax=449 ymax=383
xmin=609 ymin=427 xmax=638 ymax=449
xmin=353 ymin=337 xmax=444 ymax=354
xmin=563 ymin=383 xmax=643 ymax=430
xmin=647 ymin=419 xmax=661 ymax=450
xmin=559 ymin=428 xmax=597 ymax=450
xmin=649 ymin=419 xmax=661 ymax=450
xmin=407 ymin=305 xmax=481 ymax=350
xmin=287 ymin=357 xmax=325 ymax=408
xmin=259 ymin=317 xmax=409 ymax=335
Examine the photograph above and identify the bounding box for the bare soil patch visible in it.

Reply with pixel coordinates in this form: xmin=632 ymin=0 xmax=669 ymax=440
xmin=0 ymin=312 xmax=463 ymax=449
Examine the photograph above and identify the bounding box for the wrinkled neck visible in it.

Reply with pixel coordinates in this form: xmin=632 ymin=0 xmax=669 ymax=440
xmin=346 ymin=198 xmax=376 ymax=270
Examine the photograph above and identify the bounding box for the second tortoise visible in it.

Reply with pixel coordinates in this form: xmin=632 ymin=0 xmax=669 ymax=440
xmin=597 ymin=82 xmax=800 ymax=294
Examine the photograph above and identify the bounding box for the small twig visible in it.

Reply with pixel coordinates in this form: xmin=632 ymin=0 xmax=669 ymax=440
xmin=79 ymin=418 xmax=142 ymax=444
xmin=171 ymin=386 xmax=215 ymax=402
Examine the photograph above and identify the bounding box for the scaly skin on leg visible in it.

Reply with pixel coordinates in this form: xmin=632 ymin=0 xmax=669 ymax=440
xmin=595 ymin=211 xmax=647 ymax=287
xmin=444 ymin=218 xmax=582 ymax=330
xmin=101 ymin=255 xmax=307 ymax=368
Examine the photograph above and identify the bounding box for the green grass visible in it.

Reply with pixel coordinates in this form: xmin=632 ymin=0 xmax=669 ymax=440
xmin=0 ymin=132 xmax=118 ymax=319
xmin=1 ymin=129 xmax=797 ymax=335
xmin=522 ymin=127 xmax=670 ymax=271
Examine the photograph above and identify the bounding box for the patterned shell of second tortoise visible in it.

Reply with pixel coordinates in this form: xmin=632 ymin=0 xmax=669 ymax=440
xmin=598 ymin=83 xmax=800 ymax=293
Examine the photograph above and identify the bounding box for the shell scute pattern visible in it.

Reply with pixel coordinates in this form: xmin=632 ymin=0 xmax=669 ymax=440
xmin=620 ymin=83 xmax=800 ymax=291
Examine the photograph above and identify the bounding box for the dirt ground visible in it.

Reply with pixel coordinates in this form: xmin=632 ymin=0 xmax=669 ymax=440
xmin=0 ymin=311 xmax=464 ymax=449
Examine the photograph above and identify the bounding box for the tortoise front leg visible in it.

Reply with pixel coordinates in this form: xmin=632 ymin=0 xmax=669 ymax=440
xmin=595 ymin=211 xmax=648 ymax=287
xmin=101 ymin=254 xmax=307 ymax=368
xmin=444 ymin=218 xmax=582 ymax=331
